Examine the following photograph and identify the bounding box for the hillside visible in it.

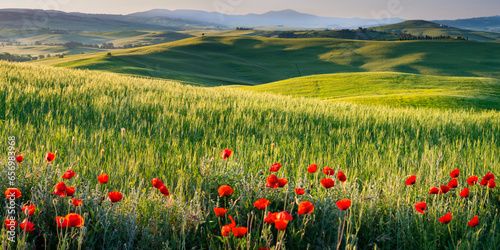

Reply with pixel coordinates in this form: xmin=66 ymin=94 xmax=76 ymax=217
xmin=244 ymin=72 xmax=500 ymax=110
xmin=0 ymin=9 xmax=219 ymax=31
xmin=371 ymin=20 xmax=500 ymax=41
xmin=7 ymin=30 xmax=193 ymax=47
xmin=32 ymin=36 xmax=500 ymax=86
xmin=1 ymin=61 xmax=500 ymax=249
xmin=435 ymin=16 xmax=500 ymax=33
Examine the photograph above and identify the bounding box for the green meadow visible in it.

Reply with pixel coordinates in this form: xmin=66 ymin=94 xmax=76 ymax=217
xmin=1 ymin=61 xmax=500 ymax=249
xmin=31 ymin=36 xmax=500 ymax=86
xmin=245 ymin=72 xmax=500 ymax=110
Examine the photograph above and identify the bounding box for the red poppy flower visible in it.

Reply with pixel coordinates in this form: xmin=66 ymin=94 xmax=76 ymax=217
xmin=53 ymin=189 xmax=66 ymax=197
xmin=336 ymin=199 xmax=351 ymax=211
xmin=221 ymin=225 xmax=232 ymax=236
xmin=98 ymin=174 xmax=109 ymax=184
xmin=232 ymin=227 xmax=247 ymax=238
xmin=277 ymin=178 xmax=288 ymax=188
xmin=337 ymin=171 xmax=347 ymax=182
xmin=321 ymin=178 xmax=335 ymax=188
xmin=295 ymin=188 xmax=305 ymax=195
xmin=5 ymin=219 xmax=17 ymax=229
xmin=218 ymin=185 xmax=233 ymax=197
xmin=429 ymin=187 xmax=439 ymax=194
xmin=488 ymin=179 xmax=496 ymax=188
xmin=108 ymin=191 xmax=123 ymax=202
xmin=266 ymin=174 xmax=278 ymax=185
xmin=307 ymin=164 xmax=318 ymax=173
xmin=20 ymin=219 xmax=35 ymax=232
xmin=448 ymin=178 xmax=458 ymax=189
xmin=265 ymin=182 xmax=278 ymax=189
xmin=15 ymin=155 xmax=23 ymax=163
xmin=459 ymin=188 xmax=469 ymax=198
xmin=480 ymin=172 xmax=495 ymax=186
xmin=213 ymin=207 xmax=228 ymax=217
xmin=159 ymin=185 xmax=169 ymax=196
xmin=450 ymin=169 xmax=460 ymax=178
xmin=221 ymin=149 xmax=232 ymax=159
xmin=55 ymin=216 xmax=69 ymax=228
xmin=66 ymin=213 xmax=84 ymax=227
xmin=405 ymin=175 xmax=416 ymax=186
xmin=468 ymin=215 xmax=479 ymax=227
xmin=484 ymin=172 xmax=495 ymax=181
xmin=221 ymin=214 xmax=236 ymax=236
xmin=151 ymin=178 xmax=164 ymax=189
xmin=467 ymin=176 xmax=478 ymax=185
xmin=274 ymin=219 xmax=288 ymax=231
xmin=66 ymin=187 xmax=76 ymax=196
xmin=46 ymin=152 xmax=56 ymax=162
xmin=258 ymin=248 xmax=271 ymax=250
xmin=270 ymin=163 xmax=281 ymax=172
xmin=227 ymin=214 xmax=236 ymax=227
xmin=264 ymin=212 xmax=276 ymax=224
xmin=440 ymin=185 xmax=450 ymax=194
xmin=22 ymin=205 xmax=36 ymax=216
xmin=72 ymin=198 xmax=83 ymax=206
xmin=5 ymin=188 xmax=21 ymax=199
xmin=275 ymin=211 xmax=293 ymax=221
xmin=414 ymin=202 xmax=427 ymax=214
xmin=438 ymin=213 xmax=452 ymax=224
xmin=254 ymin=199 xmax=270 ymax=210
xmin=323 ymin=167 xmax=335 ymax=176
xmin=55 ymin=181 xmax=66 ymax=192
xmin=62 ymin=170 xmax=75 ymax=179
xmin=297 ymin=201 xmax=314 ymax=215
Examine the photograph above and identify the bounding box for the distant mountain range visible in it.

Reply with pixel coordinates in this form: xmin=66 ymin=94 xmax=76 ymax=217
xmin=0 ymin=8 xmax=499 ymax=34
xmin=0 ymin=9 xmax=219 ymax=31
xmin=129 ymin=9 xmax=405 ymax=29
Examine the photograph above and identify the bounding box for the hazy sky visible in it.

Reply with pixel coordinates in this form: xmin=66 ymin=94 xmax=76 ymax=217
xmin=1 ymin=0 xmax=499 ymax=20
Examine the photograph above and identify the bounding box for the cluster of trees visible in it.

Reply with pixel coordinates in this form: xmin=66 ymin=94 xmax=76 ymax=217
xmin=396 ymin=33 xmax=460 ymax=41
xmin=37 ymin=41 xmax=115 ymax=49
xmin=266 ymin=28 xmax=470 ymax=42
xmin=100 ymin=42 xmax=115 ymax=49
xmin=236 ymin=27 xmax=253 ymax=30
xmin=0 ymin=53 xmax=35 ymax=62
xmin=272 ymin=28 xmax=396 ymax=41
xmin=0 ymin=40 xmax=22 ymax=46
xmin=0 ymin=53 xmax=67 ymax=62
xmin=123 ymin=43 xmax=145 ymax=48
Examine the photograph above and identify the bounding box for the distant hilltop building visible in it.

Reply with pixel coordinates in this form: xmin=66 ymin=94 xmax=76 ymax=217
xmin=439 ymin=24 xmax=449 ymax=28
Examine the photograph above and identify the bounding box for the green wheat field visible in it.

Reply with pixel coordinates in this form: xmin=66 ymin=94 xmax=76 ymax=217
xmin=1 ymin=59 xmax=499 ymax=249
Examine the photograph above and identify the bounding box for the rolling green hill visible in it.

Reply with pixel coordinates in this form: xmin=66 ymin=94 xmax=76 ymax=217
xmin=9 ymin=30 xmax=193 ymax=47
xmin=371 ymin=20 xmax=500 ymax=41
xmin=244 ymin=72 xmax=500 ymax=110
xmin=0 ymin=45 xmax=107 ymax=58
xmin=32 ymin=36 xmax=500 ymax=86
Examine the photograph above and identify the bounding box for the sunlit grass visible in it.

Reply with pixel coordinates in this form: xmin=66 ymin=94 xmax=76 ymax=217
xmin=0 ymin=62 xmax=499 ymax=249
